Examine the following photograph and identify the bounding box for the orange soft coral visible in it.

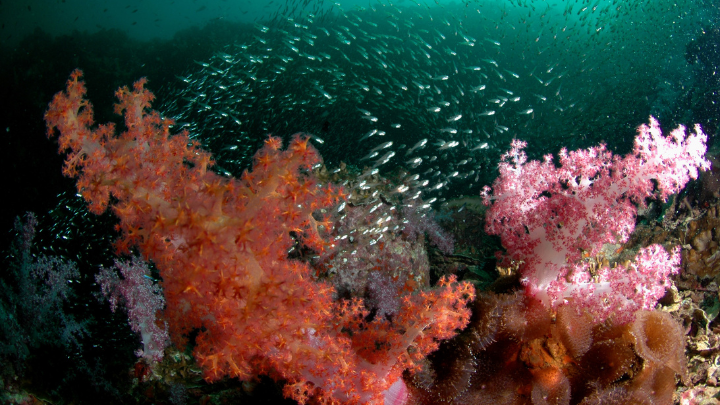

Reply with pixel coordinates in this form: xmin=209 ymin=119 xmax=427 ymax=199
xmin=45 ymin=71 xmax=475 ymax=404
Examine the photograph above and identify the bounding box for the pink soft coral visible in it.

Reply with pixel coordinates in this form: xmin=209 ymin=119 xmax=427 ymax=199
xmin=482 ymin=117 xmax=709 ymax=322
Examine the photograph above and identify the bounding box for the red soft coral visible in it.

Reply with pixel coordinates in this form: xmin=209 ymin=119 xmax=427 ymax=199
xmin=45 ymin=71 xmax=475 ymax=404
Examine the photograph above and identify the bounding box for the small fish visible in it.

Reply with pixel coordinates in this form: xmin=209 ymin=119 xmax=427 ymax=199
xmin=482 ymin=59 xmax=499 ymax=67
xmin=360 ymin=129 xmax=378 ymax=140
xmin=314 ymin=86 xmax=332 ymax=99
xmin=373 ymin=151 xmax=396 ymax=167
xmin=480 ymin=110 xmax=496 ymax=116
xmin=406 ymin=157 xmax=423 ymax=167
xmin=447 ymin=114 xmax=462 ymax=122
xmin=368 ymin=202 xmax=383 ymax=214
xmin=438 ymin=140 xmax=459 ymax=150
xmin=406 ymin=138 xmax=428 ymax=155
xmin=309 ymin=134 xmax=325 ymax=144
xmin=361 ymin=151 xmax=380 ymax=160
xmin=371 ymin=141 xmax=393 ymax=152
xmin=518 ymin=108 xmax=534 ymax=115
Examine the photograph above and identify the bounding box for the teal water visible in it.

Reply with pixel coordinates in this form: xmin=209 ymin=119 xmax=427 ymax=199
xmin=158 ymin=0 xmax=719 ymax=201
xmin=0 ymin=0 xmax=717 ymax=403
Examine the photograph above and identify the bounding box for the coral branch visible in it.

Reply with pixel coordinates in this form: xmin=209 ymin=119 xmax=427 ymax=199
xmin=96 ymin=256 xmax=169 ymax=362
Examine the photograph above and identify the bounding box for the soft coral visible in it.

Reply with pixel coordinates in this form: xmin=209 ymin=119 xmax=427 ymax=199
xmin=481 ymin=117 xmax=709 ymax=321
xmin=45 ymin=71 xmax=475 ymax=405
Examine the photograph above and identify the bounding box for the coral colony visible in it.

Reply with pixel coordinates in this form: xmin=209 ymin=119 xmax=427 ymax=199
xmin=45 ymin=70 xmax=473 ymax=404
xmin=45 ymin=70 xmax=708 ymax=404
xmin=481 ymin=122 xmax=709 ymax=323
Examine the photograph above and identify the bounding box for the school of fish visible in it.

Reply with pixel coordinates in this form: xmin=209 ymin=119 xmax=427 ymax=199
xmin=164 ymin=0 xmax=716 ymax=206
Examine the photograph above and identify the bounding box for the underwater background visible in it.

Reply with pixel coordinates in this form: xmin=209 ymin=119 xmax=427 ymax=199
xmin=0 ymin=0 xmax=719 ymax=403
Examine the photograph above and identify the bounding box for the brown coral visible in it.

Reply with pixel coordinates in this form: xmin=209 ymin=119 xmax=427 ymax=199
xmin=682 ymin=204 xmax=720 ymax=280
xmin=406 ymin=292 xmax=687 ymax=405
